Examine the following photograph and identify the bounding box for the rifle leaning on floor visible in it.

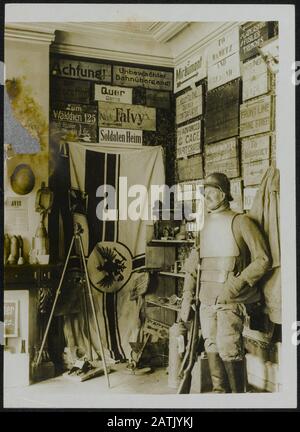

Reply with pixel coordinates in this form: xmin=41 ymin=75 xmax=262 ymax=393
xmin=177 ymin=263 xmax=201 ymax=394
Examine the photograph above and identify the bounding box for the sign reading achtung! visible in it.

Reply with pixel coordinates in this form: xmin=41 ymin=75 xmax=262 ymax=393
xmin=51 ymin=58 xmax=111 ymax=82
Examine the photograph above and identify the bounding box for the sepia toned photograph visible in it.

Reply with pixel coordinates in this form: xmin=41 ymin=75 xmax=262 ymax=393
xmin=2 ymin=4 xmax=297 ymax=411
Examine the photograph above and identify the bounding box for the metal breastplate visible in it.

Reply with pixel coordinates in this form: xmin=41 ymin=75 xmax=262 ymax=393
xmin=200 ymin=210 xmax=239 ymax=258
xmin=199 ymin=210 xmax=240 ymax=302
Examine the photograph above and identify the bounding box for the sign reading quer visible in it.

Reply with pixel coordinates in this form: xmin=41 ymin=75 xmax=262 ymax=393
xmin=51 ymin=58 xmax=111 ymax=82
xmin=174 ymin=49 xmax=206 ymax=93
xmin=99 ymin=127 xmax=143 ymax=146
xmin=99 ymin=102 xmax=156 ymax=131
xmin=95 ymin=84 xmax=132 ymax=104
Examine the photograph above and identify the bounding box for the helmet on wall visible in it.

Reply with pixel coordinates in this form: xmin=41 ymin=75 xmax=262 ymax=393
xmin=10 ymin=164 xmax=35 ymax=195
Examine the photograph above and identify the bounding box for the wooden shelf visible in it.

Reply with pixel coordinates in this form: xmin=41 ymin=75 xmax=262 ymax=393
xmin=159 ymin=271 xmax=186 ymax=278
xmin=145 ymin=299 xmax=180 ymax=312
xmin=148 ymin=239 xmax=195 ymax=246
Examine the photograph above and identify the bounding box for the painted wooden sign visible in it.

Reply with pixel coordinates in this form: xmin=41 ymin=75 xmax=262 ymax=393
xmin=174 ymin=49 xmax=207 ymax=93
xmin=176 ymin=86 xmax=203 ymax=125
xmin=52 ymin=78 xmax=91 ymax=104
xmin=241 ymin=135 xmax=270 ymax=163
xmin=208 ymin=52 xmax=240 ymax=91
xmin=243 ymin=159 xmax=270 ymax=186
xmin=207 ymin=27 xmax=239 ymax=66
xmin=177 ymin=154 xmax=204 ymax=182
xmin=4 ymin=301 xmax=19 ymax=337
xmin=205 ymin=79 xmax=240 ymax=144
xmin=146 ymin=90 xmax=170 ymax=109
xmin=99 ymin=127 xmax=143 ymax=146
xmin=113 ymin=65 xmax=173 ymax=91
xmin=95 ymin=84 xmax=132 ymax=104
xmin=50 ymin=103 xmax=98 ymax=142
xmin=98 ymin=102 xmax=156 ymax=131
xmin=240 ymin=22 xmax=274 ymax=62
xmin=205 ymin=156 xmax=240 ymax=179
xmin=176 ymin=120 xmax=202 ymax=159
xmin=230 ymin=179 xmax=243 ymax=213
xmin=242 ymin=55 xmax=270 ymax=101
xmin=51 ymin=103 xmax=97 ymax=125
xmin=50 ymin=58 xmax=111 ymax=82
xmin=205 ymin=137 xmax=238 ymax=163
xmin=51 ymin=103 xmax=98 ymax=142
xmin=240 ymin=94 xmax=273 ymax=138
xmin=243 ymin=187 xmax=259 ymax=210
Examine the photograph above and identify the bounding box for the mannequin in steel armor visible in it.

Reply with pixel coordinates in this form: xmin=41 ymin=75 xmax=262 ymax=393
xmin=180 ymin=172 xmax=271 ymax=393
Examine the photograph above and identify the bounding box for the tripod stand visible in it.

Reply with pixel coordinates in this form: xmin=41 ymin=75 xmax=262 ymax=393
xmin=35 ymin=223 xmax=110 ymax=388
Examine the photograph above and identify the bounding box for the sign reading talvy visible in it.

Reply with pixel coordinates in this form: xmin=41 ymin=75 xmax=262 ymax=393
xmin=113 ymin=65 xmax=173 ymax=91
xmin=99 ymin=127 xmax=143 ymax=146
xmin=95 ymin=84 xmax=132 ymax=104
xmin=99 ymin=102 xmax=156 ymax=131
xmin=174 ymin=49 xmax=206 ymax=93
xmin=50 ymin=58 xmax=111 ymax=82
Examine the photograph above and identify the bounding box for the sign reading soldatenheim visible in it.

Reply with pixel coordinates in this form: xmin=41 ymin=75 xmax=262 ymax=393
xmin=4 ymin=3 xmax=297 ymax=411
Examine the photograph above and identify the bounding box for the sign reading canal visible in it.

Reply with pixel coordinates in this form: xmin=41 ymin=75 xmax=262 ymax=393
xmin=98 ymin=102 xmax=156 ymax=131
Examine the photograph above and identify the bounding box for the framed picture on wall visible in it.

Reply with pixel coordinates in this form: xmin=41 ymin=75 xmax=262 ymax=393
xmin=4 ymin=300 xmax=19 ymax=338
